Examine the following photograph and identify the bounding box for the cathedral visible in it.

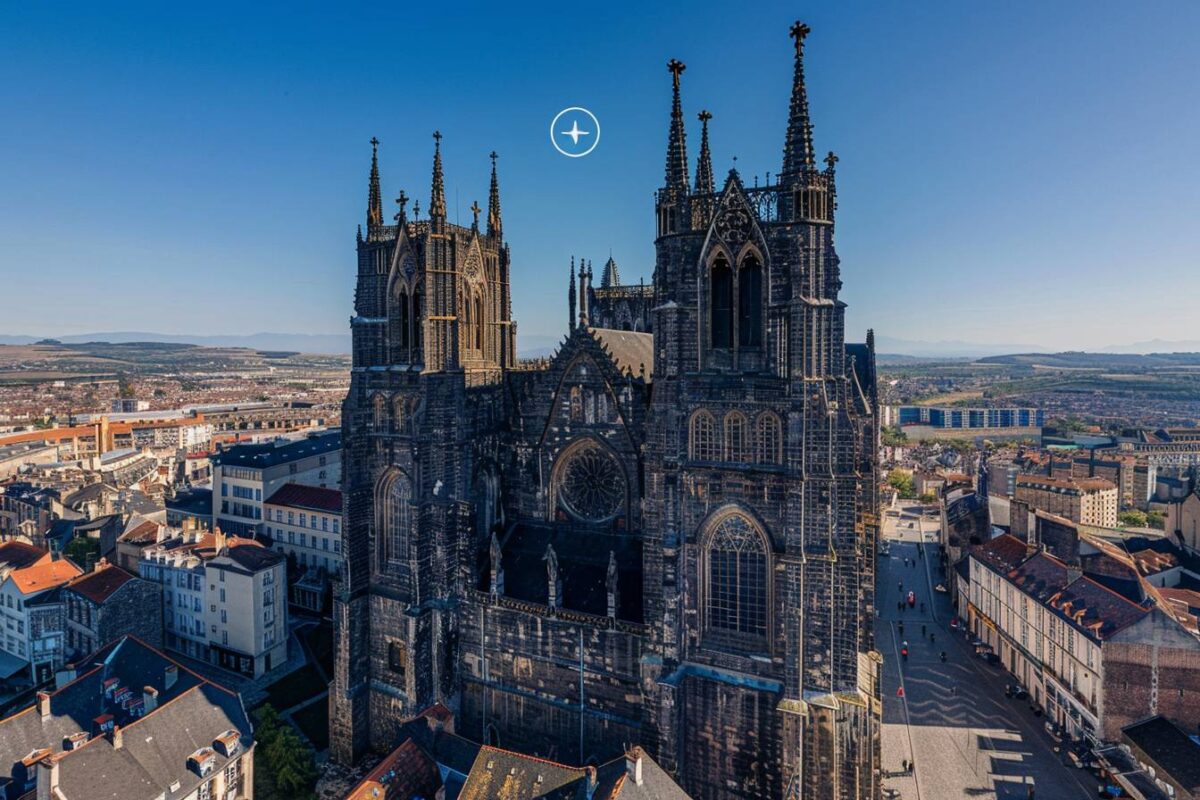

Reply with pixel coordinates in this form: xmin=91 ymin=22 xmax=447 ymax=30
xmin=330 ymin=22 xmax=883 ymax=800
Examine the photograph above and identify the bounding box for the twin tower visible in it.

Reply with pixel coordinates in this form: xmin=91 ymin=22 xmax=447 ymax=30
xmin=331 ymin=21 xmax=882 ymax=800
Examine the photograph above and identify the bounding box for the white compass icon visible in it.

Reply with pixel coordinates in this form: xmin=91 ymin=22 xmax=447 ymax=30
xmin=551 ymin=107 xmax=600 ymax=158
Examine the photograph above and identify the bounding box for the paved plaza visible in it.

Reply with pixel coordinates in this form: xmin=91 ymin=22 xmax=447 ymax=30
xmin=877 ymin=506 xmax=1096 ymax=799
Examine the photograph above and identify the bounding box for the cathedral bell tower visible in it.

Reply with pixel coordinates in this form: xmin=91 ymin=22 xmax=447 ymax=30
xmin=642 ymin=22 xmax=880 ymax=800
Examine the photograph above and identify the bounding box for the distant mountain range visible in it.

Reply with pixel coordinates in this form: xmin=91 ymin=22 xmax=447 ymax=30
xmin=4 ymin=330 xmax=1199 ymax=361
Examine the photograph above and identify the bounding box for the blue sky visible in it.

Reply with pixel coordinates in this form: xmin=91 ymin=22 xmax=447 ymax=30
xmin=2 ymin=1 xmax=1198 ymax=351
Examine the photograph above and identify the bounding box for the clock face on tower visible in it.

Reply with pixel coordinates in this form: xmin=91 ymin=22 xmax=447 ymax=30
xmin=556 ymin=440 xmax=626 ymax=523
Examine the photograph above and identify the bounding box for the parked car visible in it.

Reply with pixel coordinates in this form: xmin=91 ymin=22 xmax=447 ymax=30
xmin=981 ymin=652 xmax=1000 ymax=666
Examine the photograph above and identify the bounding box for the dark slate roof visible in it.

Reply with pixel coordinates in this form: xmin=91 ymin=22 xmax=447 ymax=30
xmin=0 ymin=540 xmax=48 ymax=571
xmin=211 ymin=430 xmax=340 ymax=469
xmin=65 ymin=564 xmax=136 ymax=605
xmin=47 ymin=519 xmax=79 ymax=546
xmin=1047 ymin=576 xmax=1150 ymax=642
xmin=1008 ymin=553 xmax=1072 ymax=603
xmin=971 ymin=534 xmax=1030 ymax=573
xmin=75 ymin=514 xmax=121 ymax=534
xmin=1123 ymin=716 xmax=1200 ymax=792
xmin=485 ymin=522 xmax=643 ymax=622
xmin=458 ymin=745 xmax=586 ymax=799
xmin=210 ymin=543 xmax=285 ymax=574
xmin=588 ymin=328 xmax=654 ymax=381
xmin=0 ymin=636 xmax=251 ymax=800
xmin=63 ymin=482 xmax=117 ymax=508
xmin=592 ymin=748 xmax=693 ymax=799
xmin=165 ymin=488 xmax=212 ymax=517
xmin=263 ymin=482 xmax=343 ymax=513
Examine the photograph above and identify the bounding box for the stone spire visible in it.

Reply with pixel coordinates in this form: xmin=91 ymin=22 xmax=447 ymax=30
xmin=782 ymin=21 xmax=816 ymax=176
xmin=695 ymin=111 xmax=715 ymax=195
xmin=487 ymin=150 xmax=502 ymax=239
xmin=429 ymin=131 xmax=447 ymax=225
xmin=578 ymin=258 xmax=590 ymax=328
xmin=600 ymin=254 xmax=620 ymax=289
xmin=664 ymin=59 xmax=690 ymax=191
xmin=367 ymin=137 xmax=383 ymax=230
xmin=569 ymin=257 xmax=577 ymax=332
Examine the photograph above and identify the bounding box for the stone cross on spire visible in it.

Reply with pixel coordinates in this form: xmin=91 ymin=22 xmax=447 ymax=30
xmin=782 ymin=21 xmax=817 ymax=175
xmin=470 ymin=200 xmax=481 ymax=230
xmin=487 ymin=150 xmax=502 ymax=239
xmin=394 ymin=190 xmax=408 ymax=224
xmin=664 ymin=59 xmax=690 ymax=192
xmin=429 ymin=130 xmax=446 ymax=223
xmin=366 ymin=136 xmax=383 ymax=229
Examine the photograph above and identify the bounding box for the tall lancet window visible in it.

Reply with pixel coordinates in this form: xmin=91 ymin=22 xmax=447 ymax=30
xmin=710 ymin=256 xmax=733 ymax=349
xmin=377 ymin=470 xmax=413 ymax=573
xmin=474 ymin=295 xmax=484 ymax=351
xmin=412 ymin=289 xmax=423 ymax=356
xmin=397 ymin=290 xmax=410 ymax=352
xmin=705 ymin=511 xmax=769 ymax=651
xmin=738 ymin=254 xmax=763 ymax=347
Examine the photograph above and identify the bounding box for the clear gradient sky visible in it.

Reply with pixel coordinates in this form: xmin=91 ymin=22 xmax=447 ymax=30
xmin=2 ymin=1 xmax=1198 ymax=351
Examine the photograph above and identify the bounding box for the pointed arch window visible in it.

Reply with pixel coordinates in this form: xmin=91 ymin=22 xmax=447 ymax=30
xmin=412 ymin=289 xmax=424 ymax=356
xmin=725 ymin=411 xmax=748 ymax=462
xmin=396 ymin=289 xmax=410 ymax=353
xmin=376 ymin=470 xmax=413 ymax=572
xmin=474 ymin=295 xmax=484 ymax=351
xmin=757 ymin=412 xmax=782 ymax=465
xmin=710 ymin=256 xmax=733 ymax=349
xmin=689 ymin=410 xmax=718 ymax=461
xmin=704 ymin=512 xmax=769 ymax=650
xmin=738 ymin=254 xmax=763 ymax=348
xmin=372 ymin=394 xmax=387 ymax=432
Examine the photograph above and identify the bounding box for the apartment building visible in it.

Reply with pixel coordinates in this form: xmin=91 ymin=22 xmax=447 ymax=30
xmin=1011 ymin=475 xmax=1118 ymax=538
xmin=0 ymin=635 xmax=254 ymax=800
xmin=139 ymin=529 xmax=287 ymax=677
xmin=962 ymin=532 xmax=1200 ymax=744
xmin=211 ymin=429 xmax=340 ymax=537
xmin=263 ymin=483 xmax=342 ymax=573
xmin=62 ymin=560 xmax=162 ymax=661
xmin=0 ymin=542 xmax=81 ymax=683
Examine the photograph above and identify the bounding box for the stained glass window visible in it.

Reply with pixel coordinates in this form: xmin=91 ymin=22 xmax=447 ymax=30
xmin=690 ymin=411 xmax=718 ymax=461
xmin=377 ymin=471 xmax=412 ymax=571
xmin=556 ymin=440 xmax=626 ymax=522
xmin=757 ymin=413 xmax=782 ymax=464
xmin=725 ymin=412 xmax=748 ymax=462
xmin=710 ymin=257 xmax=733 ymax=349
xmin=706 ymin=513 xmax=768 ymax=649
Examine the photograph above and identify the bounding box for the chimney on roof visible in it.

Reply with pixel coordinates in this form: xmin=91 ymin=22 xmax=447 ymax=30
xmin=626 ymin=747 xmax=644 ymax=785
xmin=94 ymin=556 xmax=107 ymax=573
xmin=37 ymin=756 xmax=59 ymax=795
xmin=37 ymin=691 xmax=50 ymax=719
xmin=586 ymin=765 xmax=598 ymax=794
xmin=109 ymin=724 xmax=122 ymax=750
xmin=143 ymin=686 xmax=158 ymax=714
xmin=164 ymin=664 xmax=178 ymax=691
xmin=213 ymin=527 xmax=227 ymax=554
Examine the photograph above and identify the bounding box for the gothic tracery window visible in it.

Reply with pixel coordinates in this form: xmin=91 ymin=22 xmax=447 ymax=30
xmin=738 ymin=254 xmax=763 ymax=347
xmin=710 ymin=256 xmax=733 ymax=349
xmin=757 ymin=412 xmax=782 ymax=464
xmin=377 ymin=470 xmax=413 ymax=571
xmin=569 ymin=387 xmax=583 ymax=422
xmin=705 ymin=512 xmax=769 ymax=650
xmin=689 ymin=410 xmax=718 ymax=461
xmin=725 ymin=411 xmax=748 ymax=462
xmin=372 ymin=394 xmax=387 ymax=432
xmin=555 ymin=439 xmax=626 ymax=523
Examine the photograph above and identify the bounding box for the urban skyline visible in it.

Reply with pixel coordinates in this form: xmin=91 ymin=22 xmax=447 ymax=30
xmin=3 ymin=1 xmax=1199 ymax=351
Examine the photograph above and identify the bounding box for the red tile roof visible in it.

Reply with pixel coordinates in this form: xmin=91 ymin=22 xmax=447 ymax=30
xmin=65 ymin=563 xmax=135 ymax=605
xmin=10 ymin=560 xmax=82 ymax=594
xmin=972 ymin=534 xmax=1030 ymax=573
xmin=264 ymin=483 xmax=342 ymax=514
xmin=347 ymin=739 xmax=441 ymax=800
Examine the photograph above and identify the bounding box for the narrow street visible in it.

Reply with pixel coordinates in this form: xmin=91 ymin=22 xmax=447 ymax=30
xmin=877 ymin=506 xmax=1095 ymax=799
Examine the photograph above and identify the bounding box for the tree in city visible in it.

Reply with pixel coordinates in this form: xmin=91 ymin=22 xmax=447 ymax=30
xmin=64 ymin=536 xmax=100 ymax=570
xmin=919 ymin=491 xmax=938 ymax=505
xmin=888 ymin=470 xmax=916 ymax=499
xmin=882 ymin=425 xmax=908 ymax=446
xmin=1147 ymin=511 xmax=1166 ymax=530
xmin=252 ymin=704 xmax=318 ymax=800
xmin=1118 ymin=510 xmax=1148 ymax=529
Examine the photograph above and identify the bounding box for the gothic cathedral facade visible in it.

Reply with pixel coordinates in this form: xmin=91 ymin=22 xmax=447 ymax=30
xmin=330 ymin=23 xmax=883 ymax=800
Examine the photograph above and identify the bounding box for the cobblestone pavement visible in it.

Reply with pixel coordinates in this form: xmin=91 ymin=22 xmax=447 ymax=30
xmin=877 ymin=507 xmax=1095 ymax=799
